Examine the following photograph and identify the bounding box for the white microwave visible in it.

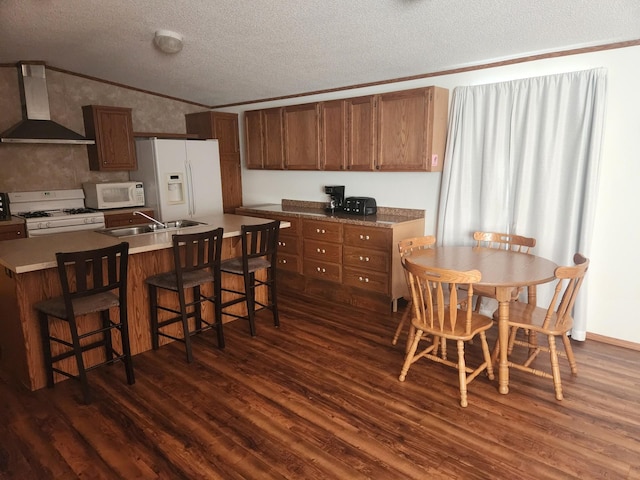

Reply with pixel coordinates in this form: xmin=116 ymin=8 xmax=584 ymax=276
xmin=83 ymin=182 xmax=145 ymax=210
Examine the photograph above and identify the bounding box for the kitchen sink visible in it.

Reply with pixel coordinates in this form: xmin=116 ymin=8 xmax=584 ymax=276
xmin=98 ymin=219 xmax=205 ymax=238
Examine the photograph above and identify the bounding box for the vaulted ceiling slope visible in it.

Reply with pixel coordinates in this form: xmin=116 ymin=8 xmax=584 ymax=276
xmin=1 ymin=0 xmax=639 ymax=107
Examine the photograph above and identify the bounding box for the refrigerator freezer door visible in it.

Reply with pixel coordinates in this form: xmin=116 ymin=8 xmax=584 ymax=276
xmin=185 ymin=139 xmax=223 ymax=218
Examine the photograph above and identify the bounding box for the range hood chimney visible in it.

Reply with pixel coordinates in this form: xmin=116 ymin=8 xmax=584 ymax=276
xmin=0 ymin=62 xmax=95 ymax=145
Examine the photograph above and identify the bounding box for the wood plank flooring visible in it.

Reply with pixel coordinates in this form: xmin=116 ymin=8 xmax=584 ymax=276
xmin=1 ymin=294 xmax=639 ymax=479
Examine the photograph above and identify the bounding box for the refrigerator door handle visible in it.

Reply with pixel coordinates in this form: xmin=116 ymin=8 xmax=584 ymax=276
xmin=186 ymin=160 xmax=195 ymax=216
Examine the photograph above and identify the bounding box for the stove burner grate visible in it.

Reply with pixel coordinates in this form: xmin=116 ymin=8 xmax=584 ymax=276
xmin=63 ymin=208 xmax=96 ymax=215
xmin=21 ymin=211 xmax=51 ymax=219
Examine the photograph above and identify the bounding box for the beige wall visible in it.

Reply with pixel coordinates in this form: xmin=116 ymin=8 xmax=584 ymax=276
xmin=0 ymin=66 xmax=206 ymax=192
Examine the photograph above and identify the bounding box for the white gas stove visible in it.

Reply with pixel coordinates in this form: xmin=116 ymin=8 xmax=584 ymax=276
xmin=9 ymin=189 xmax=105 ymax=237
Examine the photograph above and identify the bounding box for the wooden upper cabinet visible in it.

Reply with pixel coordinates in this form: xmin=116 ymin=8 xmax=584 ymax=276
xmin=185 ymin=111 xmax=239 ymax=154
xmin=321 ymin=100 xmax=347 ymax=171
xmin=243 ymin=85 xmax=448 ymax=172
xmin=83 ymin=105 xmax=137 ymax=171
xmin=283 ymin=103 xmax=320 ymax=170
xmin=376 ymin=86 xmax=449 ymax=172
xmin=263 ymin=107 xmax=285 ymax=169
xmin=346 ymin=96 xmax=376 ymax=171
xmin=244 ymin=109 xmax=264 ymax=169
xmin=186 ymin=111 xmax=243 ymax=213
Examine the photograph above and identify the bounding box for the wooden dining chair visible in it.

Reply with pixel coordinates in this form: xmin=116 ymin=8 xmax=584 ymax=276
xmin=399 ymin=260 xmax=495 ymax=407
xmin=472 ymin=231 xmax=536 ymax=313
xmin=493 ymin=254 xmax=589 ymax=400
xmin=394 ymin=236 xmax=437 ymax=350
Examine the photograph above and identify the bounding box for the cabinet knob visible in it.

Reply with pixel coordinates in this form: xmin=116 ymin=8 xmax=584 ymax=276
xmin=280 ymin=259 xmax=287 ymax=264
xmin=316 ymin=248 xmax=326 ymax=254
xmin=316 ymin=267 xmax=326 ymax=273
xmin=316 ymin=228 xmax=326 ymax=234
xmin=358 ymin=276 xmax=370 ymax=283
xmin=278 ymin=241 xmax=286 ymax=246
xmin=359 ymin=234 xmax=370 ymax=240
xmin=359 ymin=256 xmax=370 ymax=262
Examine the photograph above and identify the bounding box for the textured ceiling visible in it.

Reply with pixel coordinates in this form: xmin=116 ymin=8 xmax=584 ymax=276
xmin=1 ymin=0 xmax=639 ymax=107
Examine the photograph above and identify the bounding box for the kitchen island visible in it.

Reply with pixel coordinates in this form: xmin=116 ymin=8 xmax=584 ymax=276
xmin=0 ymin=213 xmax=286 ymax=391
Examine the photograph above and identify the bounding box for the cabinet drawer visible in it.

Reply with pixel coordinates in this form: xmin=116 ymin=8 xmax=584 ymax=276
xmin=343 ymin=267 xmax=389 ymax=294
xmin=343 ymin=224 xmax=390 ymax=250
xmin=303 ymin=259 xmax=341 ymax=283
xmin=104 ymin=209 xmax=154 ymax=228
xmin=277 ymin=235 xmax=300 ymax=255
xmin=343 ymin=246 xmax=389 ymax=273
xmin=302 ymin=219 xmax=343 ymax=243
xmin=277 ymin=216 xmax=300 ymax=235
xmin=276 ymin=253 xmax=300 ymax=273
xmin=304 ymin=240 xmax=342 ymax=263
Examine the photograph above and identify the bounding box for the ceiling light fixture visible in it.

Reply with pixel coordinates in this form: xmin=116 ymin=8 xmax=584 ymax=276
xmin=154 ymin=30 xmax=183 ymax=54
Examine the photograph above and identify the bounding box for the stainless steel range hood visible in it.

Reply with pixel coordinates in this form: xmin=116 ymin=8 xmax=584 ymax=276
xmin=0 ymin=62 xmax=95 ymax=145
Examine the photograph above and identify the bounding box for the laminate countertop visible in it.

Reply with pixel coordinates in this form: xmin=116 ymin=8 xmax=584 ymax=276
xmin=0 ymin=213 xmax=288 ymax=274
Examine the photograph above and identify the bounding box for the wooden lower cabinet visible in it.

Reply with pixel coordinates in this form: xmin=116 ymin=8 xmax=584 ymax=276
xmin=0 ymin=221 xmax=26 ymax=241
xmin=103 ymin=209 xmax=154 ymax=228
xmin=237 ymin=209 xmax=425 ymax=312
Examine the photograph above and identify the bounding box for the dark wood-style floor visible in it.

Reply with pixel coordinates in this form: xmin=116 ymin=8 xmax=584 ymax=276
xmin=1 ymin=294 xmax=639 ymax=479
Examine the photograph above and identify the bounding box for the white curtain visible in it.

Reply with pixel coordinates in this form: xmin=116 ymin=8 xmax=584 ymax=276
xmin=437 ymin=68 xmax=607 ymax=340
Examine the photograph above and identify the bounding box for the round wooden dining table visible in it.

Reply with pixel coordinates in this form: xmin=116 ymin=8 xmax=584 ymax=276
xmin=405 ymin=246 xmax=558 ymax=394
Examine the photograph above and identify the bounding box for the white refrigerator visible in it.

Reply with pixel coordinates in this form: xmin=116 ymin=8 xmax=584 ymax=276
xmin=131 ymin=138 xmax=224 ymax=222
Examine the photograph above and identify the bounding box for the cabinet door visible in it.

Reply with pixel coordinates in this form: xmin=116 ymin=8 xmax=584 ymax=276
xmin=321 ymin=100 xmax=347 ymax=171
xmin=284 ymin=103 xmax=320 ymax=170
xmin=263 ymin=107 xmax=284 ymax=169
xmin=219 ymin=154 xmax=243 ymax=213
xmin=83 ymin=105 xmax=137 ymax=171
xmin=0 ymin=223 xmax=25 ymax=240
xmin=244 ymin=110 xmax=264 ymax=169
xmin=376 ymin=88 xmax=430 ymax=171
xmin=186 ymin=111 xmax=239 ymax=154
xmin=346 ymin=96 xmax=376 ymax=171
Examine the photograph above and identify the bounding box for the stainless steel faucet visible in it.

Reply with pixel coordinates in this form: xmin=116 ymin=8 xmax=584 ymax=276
xmin=133 ymin=210 xmax=165 ymax=228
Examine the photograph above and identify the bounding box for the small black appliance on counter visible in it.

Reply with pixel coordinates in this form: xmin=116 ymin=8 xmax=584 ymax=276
xmin=324 ymin=185 xmax=345 ymax=212
xmin=343 ymin=197 xmax=377 ymax=216
xmin=0 ymin=193 xmax=11 ymax=221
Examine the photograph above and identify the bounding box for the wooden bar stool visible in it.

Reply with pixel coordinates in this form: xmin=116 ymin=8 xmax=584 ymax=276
xmin=145 ymin=228 xmax=225 ymax=363
xmin=221 ymin=220 xmax=280 ymax=337
xmin=34 ymin=242 xmax=134 ymax=404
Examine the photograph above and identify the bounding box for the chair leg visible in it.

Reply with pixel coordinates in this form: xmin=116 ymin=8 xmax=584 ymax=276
xmin=507 ymin=326 xmax=519 ymax=355
xmin=479 ymin=331 xmax=495 ymax=380
xmin=101 ymin=310 xmax=114 ymax=362
xmin=561 ymin=334 xmax=578 ymax=375
xmin=212 ymin=280 xmax=225 ymax=349
xmin=268 ymin=267 xmax=280 ymax=328
xmin=399 ymin=329 xmax=423 ymax=382
xmin=149 ymin=285 xmax=160 ymax=351
xmin=193 ymin=286 xmax=202 ymax=332
xmin=456 ymin=340 xmax=468 ymax=408
xmin=245 ymin=272 xmax=257 ymax=337
xmin=548 ymin=335 xmax=563 ymax=401
xmin=69 ymin=319 xmax=91 ymax=404
xmin=118 ymin=305 xmax=135 ymax=385
xmin=178 ymin=289 xmax=194 ymax=363
xmin=38 ymin=312 xmax=55 ymax=388
xmin=392 ymin=308 xmax=409 ymax=346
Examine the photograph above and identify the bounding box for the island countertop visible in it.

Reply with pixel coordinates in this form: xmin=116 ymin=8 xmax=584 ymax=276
xmin=0 ymin=213 xmax=288 ymax=274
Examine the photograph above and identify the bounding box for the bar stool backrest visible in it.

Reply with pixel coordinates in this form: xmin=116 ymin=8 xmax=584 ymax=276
xmin=241 ymin=220 xmax=280 ymax=271
xmin=56 ymin=242 xmax=129 ymax=320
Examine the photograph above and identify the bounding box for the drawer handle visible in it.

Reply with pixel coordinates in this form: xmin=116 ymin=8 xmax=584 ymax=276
xmin=278 ymin=241 xmax=286 ymax=246
xmin=316 ymin=228 xmax=326 ymax=234
xmin=316 ymin=267 xmax=326 ymax=273
xmin=359 ymin=234 xmax=370 ymax=240
xmin=316 ymin=248 xmax=326 ymax=254
xmin=280 ymin=259 xmax=287 ymax=264
xmin=358 ymin=276 xmax=370 ymax=283
xmin=359 ymin=256 xmax=370 ymax=262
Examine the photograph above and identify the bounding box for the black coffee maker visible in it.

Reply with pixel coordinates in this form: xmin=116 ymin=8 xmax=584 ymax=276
xmin=324 ymin=186 xmax=345 ymax=213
